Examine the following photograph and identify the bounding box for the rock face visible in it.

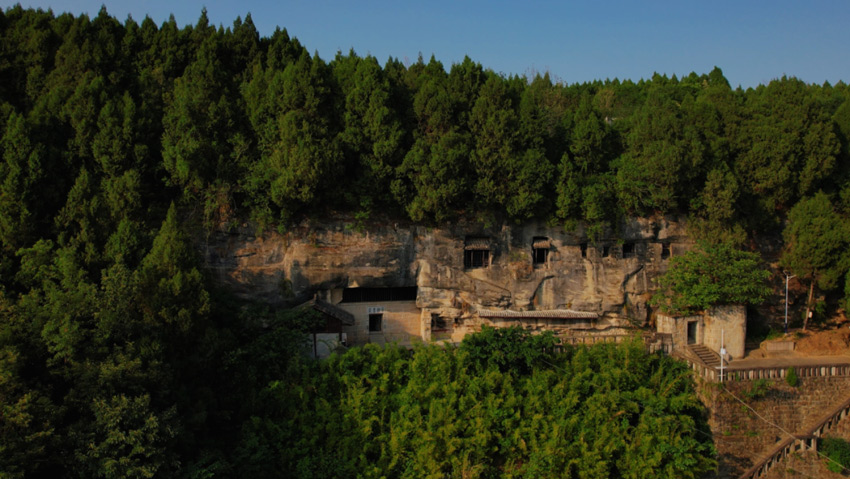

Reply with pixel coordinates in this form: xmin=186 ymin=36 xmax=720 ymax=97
xmin=203 ymin=215 xmax=691 ymax=342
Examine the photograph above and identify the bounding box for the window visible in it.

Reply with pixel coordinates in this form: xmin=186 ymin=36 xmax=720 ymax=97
xmin=432 ymin=313 xmax=452 ymax=340
xmin=431 ymin=313 xmax=448 ymax=331
xmin=602 ymin=246 xmax=610 ymax=258
xmin=464 ymin=237 xmax=491 ymax=269
xmin=532 ymin=237 xmax=550 ymax=266
xmin=368 ymin=314 xmax=382 ymax=332
xmin=622 ymin=243 xmax=635 ymax=258
xmin=661 ymin=243 xmax=671 ymax=260
xmin=580 ymin=242 xmax=588 ymax=258
xmin=464 ymin=250 xmax=490 ymax=268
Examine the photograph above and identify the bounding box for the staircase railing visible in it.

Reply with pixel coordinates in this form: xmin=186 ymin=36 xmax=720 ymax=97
xmin=740 ymin=394 xmax=850 ymax=479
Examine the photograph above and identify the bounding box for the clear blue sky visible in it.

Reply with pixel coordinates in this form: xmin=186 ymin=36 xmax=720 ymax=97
xmin=4 ymin=0 xmax=849 ymax=89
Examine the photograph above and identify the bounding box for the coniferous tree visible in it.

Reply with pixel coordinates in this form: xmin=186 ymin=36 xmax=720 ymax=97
xmin=395 ymin=56 xmax=472 ymax=221
xmin=244 ymin=50 xmax=340 ymax=225
xmin=0 ymin=112 xmax=48 ymax=253
xmin=333 ymin=52 xmax=405 ymax=213
xmin=162 ymin=28 xmax=249 ymax=226
xmin=781 ymin=192 xmax=850 ymax=329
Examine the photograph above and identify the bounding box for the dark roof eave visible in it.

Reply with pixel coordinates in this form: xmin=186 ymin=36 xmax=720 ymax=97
xmin=478 ymin=309 xmax=598 ymax=320
xmin=295 ymin=297 xmax=356 ymax=326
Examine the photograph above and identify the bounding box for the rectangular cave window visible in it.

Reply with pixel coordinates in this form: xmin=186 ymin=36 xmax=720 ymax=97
xmin=431 ymin=313 xmax=448 ymax=331
xmin=464 ymin=250 xmax=490 ymax=268
xmin=464 ymin=237 xmax=491 ymax=269
xmin=580 ymin=242 xmax=588 ymax=258
xmin=368 ymin=313 xmax=383 ymax=332
xmin=622 ymin=242 xmax=635 ymax=258
xmin=602 ymin=245 xmax=610 ymax=258
xmin=661 ymin=243 xmax=671 ymax=260
xmin=532 ymin=237 xmax=550 ymax=266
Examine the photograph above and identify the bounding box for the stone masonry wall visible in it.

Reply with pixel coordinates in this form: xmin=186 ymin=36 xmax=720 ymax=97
xmin=701 ymin=376 xmax=850 ymax=478
xmin=761 ymin=450 xmax=846 ymax=479
xmin=761 ymin=397 xmax=850 ymax=479
xmin=336 ymin=300 xmax=422 ymax=346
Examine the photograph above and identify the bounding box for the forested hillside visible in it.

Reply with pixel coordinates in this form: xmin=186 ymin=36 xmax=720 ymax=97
xmin=0 ymin=6 xmax=848 ymax=477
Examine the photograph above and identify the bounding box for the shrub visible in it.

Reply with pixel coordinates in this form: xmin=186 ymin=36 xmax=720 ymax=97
xmin=821 ymin=436 xmax=850 ymax=473
xmin=744 ymin=379 xmax=771 ymax=400
xmin=785 ymin=367 xmax=799 ymax=387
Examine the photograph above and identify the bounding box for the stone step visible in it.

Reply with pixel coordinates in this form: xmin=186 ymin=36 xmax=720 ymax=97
xmin=689 ymin=344 xmax=721 ymax=368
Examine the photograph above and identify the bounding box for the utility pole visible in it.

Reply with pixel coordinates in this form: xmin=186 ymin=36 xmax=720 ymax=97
xmin=784 ymin=272 xmax=795 ymax=334
xmin=719 ymin=329 xmax=726 ymax=383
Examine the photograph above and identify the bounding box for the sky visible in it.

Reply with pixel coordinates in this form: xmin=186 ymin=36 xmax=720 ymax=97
xmin=4 ymin=0 xmax=850 ymax=89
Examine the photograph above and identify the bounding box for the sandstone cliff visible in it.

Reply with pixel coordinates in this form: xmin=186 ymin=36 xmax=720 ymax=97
xmin=203 ymin=215 xmax=691 ymax=333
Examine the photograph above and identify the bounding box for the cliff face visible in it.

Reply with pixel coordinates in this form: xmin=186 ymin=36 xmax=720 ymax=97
xmin=203 ymin=215 xmax=691 ymax=332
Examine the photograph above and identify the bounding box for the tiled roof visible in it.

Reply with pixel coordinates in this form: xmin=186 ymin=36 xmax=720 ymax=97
xmin=295 ymin=297 xmax=356 ymax=325
xmin=532 ymin=237 xmax=551 ymax=248
xmin=464 ymin=238 xmax=491 ymax=250
xmin=477 ymin=309 xmax=598 ymax=320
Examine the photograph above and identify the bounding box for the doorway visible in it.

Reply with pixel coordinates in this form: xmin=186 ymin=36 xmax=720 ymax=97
xmin=687 ymin=321 xmax=698 ymax=345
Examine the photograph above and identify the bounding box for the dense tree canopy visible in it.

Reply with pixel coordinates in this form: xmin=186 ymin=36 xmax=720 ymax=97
xmin=1 ymin=7 xmax=848 ymax=235
xmin=236 ymin=327 xmax=716 ymax=479
xmin=651 ymin=242 xmax=771 ymax=315
xmin=781 ymin=192 xmax=850 ymax=328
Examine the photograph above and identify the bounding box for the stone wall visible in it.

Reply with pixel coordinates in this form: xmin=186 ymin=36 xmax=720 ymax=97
xmin=336 ymin=300 xmax=422 ymax=346
xmin=657 ymin=306 xmax=746 ymax=359
xmin=761 ymin=450 xmax=845 ymax=479
xmin=704 ymin=305 xmax=747 ymax=360
xmin=657 ymin=313 xmax=701 ymax=348
xmin=701 ymin=377 xmax=850 ymax=478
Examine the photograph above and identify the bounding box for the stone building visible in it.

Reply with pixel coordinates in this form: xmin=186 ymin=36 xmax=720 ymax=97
xmin=205 ymin=215 xmax=696 ymax=347
xmin=656 ymin=305 xmax=747 ymax=359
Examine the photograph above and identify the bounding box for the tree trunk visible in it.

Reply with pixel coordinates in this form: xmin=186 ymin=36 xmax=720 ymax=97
xmin=803 ymin=280 xmax=815 ymax=331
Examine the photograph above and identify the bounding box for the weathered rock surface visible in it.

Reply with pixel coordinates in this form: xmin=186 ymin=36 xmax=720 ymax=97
xmin=202 ymin=216 xmax=691 ymax=328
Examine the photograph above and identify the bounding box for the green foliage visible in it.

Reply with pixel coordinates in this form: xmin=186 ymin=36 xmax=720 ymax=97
xmin=785 ymin=367 xmax=799 ymax=387
xmin=234 ymin=328 xmax=716 ymax=478
xmin=244 ymin=50 xmax=342 ymax=225
xmin=651 ymin=242 xmax=770 ymax=315
xmin=743 ymin=379 xmax=772 ymax=400
xmin=333 ymin=52 xmax=405 ymax=210
xmin=137 ymin=203 xmax=210 ymax=333
xmin=781 ymin=191 xmax=850 ymax=291
xmin=458 ymin=325 xmax=557 ymax=375
xmin=162 ymin=33 xmax=246 ymax=200
xmin=821 ymin=436 xmax=850 ymax=473
xmin=83 ymin=394 xmax=175 ymax=479
xmin=845 ymin=270 xmax=850 ymax=313
xmin=2 ymin=7 xmax=850 ymax=477
xmin=765 ymin=328 xmax=783 ymax=341
xmin=2 ymin=8 xmax=850 ymax=232
xmin=688 ymin=163 xmax=746 ymax=245
xmin=734 ymin=78 xmax=839 ymax=218
xmin=781 ymin=192 xmax=850 ymax=326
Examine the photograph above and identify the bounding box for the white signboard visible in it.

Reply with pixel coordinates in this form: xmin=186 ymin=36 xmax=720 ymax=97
xmin=367 ymin=306 xmax=385 ymax=314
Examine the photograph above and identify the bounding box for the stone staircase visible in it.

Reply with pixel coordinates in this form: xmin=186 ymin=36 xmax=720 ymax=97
xmin=688 ymin=344 xmax=721 ymax=368
xmin=741 ymin=392 xmax=850 ymax=478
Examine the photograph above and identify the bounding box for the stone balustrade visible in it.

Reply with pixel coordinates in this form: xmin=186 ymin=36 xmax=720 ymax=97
xmin=740 ymin=394 xmax=850 ymax=479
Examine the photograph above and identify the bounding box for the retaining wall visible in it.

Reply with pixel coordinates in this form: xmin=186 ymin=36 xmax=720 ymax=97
xmin=700 ymin=376 xmax=850 ymax=478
